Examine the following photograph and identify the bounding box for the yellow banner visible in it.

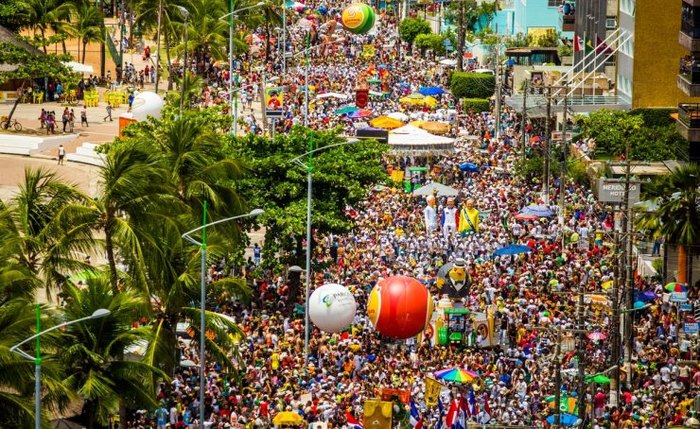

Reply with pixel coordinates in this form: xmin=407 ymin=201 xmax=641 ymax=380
xmin=362 ymin=44 xmax=376 ymax=58
xmin=264 ymin=86 xmax=284 ymax=113
xmin=424 ymin=376 xmax=442 ymax=407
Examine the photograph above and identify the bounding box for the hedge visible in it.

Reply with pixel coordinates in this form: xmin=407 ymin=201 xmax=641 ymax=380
xmin=629 ymin=108 xmax=677 ymax=127
xmin=450 ymin=72 xmax=496 ymax=99
xmin=462 ymin=98 xmax=490 ymax=112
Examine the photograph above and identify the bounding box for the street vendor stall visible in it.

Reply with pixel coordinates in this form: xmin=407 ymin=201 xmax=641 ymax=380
xmin=388 ymin=124 xmax=455 ymax=155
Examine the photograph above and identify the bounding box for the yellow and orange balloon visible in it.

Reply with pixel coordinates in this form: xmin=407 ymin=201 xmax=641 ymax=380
xmin=341 ymin=3 xmax=376 ymax=35
xmin=367 ymin=275 xmax=434 ymax=339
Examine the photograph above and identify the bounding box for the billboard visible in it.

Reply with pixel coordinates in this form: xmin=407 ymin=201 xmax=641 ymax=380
xmin=597 ymin=178 xmax=640 ymax=204
xmin=264 ymin=86 xmax=284 ymax=117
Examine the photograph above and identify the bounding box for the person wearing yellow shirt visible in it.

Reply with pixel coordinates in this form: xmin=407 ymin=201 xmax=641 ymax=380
xmin=458 ymin=199 xmax=479 ymax=235
xmin=271 ymin=351 xmax=280 ymax=371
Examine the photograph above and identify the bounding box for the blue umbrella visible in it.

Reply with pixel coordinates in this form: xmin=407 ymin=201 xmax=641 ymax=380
xmin=493 ymin=244 xmax=532 ymax=257
xmin=459 ymin=162 xmax=479 ymax=173
xmin=419 ymin=86 xmax=445 ymax=96
xmin=634 ymin=290 xmax=657 ymax=302
xmin=520 ymin=204 xmax=554 ymax=218
xmin=546 ymin=413 xmax=579 ymax=427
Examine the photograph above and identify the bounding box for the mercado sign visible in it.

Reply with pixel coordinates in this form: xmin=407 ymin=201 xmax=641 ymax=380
xmin=597 ymin=178 xmax=640 ymax=204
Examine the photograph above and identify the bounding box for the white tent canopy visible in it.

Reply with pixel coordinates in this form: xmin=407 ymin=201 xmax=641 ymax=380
xmin=388 ymin=124 xmax=455 ymax=155
xmin=62 ymin=61 xmax=94 ymax=74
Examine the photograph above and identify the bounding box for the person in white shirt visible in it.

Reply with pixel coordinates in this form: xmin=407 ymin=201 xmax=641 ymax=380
xmin=441 ymin=198 xmax=458 ymax=239
xmin=424 ymin=195 xmax=437 ymax=234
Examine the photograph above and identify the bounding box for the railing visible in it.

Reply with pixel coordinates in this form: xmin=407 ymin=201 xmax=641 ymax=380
xmin=681 ymin=20 xmax=700 ymax=38
xmin=105 ymin=34 xmax=121 ymax=68
xmin=679 ymin=58 xmax=700 ymax=84
xmin=678 ymin=103 xmax=700 ymax=128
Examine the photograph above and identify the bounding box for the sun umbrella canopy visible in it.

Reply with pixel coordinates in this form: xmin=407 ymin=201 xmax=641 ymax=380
xmin=349 ymin=109 xmax=374 ymax=119
xmin=635 ymin=290 xmax=657 ymax=302
xmin=587 ymin=332 xmax=608 ymax=341
xmin=493 ymin=244 xmax=532 ymax=257
xmin=546 ymin=413 xmax=579 ymax=427
xmin=520 ymin=204 xmax=554 ymax=217
xmin=434 ymin=368 xmax=478 ymax=383
xmin=412 ymin=182 xmax=459 ymax=197
xmin=459 ymin=162 xmax=479 ymax=173
xmin=420 ymin=121 xmax=450 ymax=135
xmin=316 ymin=92 xmax=349 ymax=100
xmin=335 ymin=106 xmax=359 ymax=115
xmin=387 ymin=112 xmax=409 ymax=121
xmin=665 ymin=282 xmax=688 ymax=292
xmin=272 ymin=411 xmax=304 ymax=426
xmin=370 ymin=116 xmax=405 ymax=129
xmin=419 ymin=86 xmax=445 ymax=96
xmin=586 ymin=374 xmax=611 ymax=384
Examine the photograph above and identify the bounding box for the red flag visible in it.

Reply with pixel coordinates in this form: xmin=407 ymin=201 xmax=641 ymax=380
xmin=596 ymin=35 xmax=613 ymax=54
xmin=445 ymin=399 xmax=459 ymax=428
xmin=346 ymin=411 xmax=364 ymax=429
xmin=573 ymin=35 xmax=582 ymax=52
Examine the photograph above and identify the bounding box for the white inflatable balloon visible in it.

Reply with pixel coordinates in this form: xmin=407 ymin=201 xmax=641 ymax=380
xmin=130 ymin=91 xmax=164 ymax=121
xmin=308 ymin=283 xmax=357 ymax=333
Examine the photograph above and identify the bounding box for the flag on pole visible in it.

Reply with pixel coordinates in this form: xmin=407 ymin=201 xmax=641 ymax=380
xmin=346 ymin=412 xmax=364 ymax=429
xmin=410 ymin=400 xmax=423 ymax=429
xmin=436 ymin=398 xmax=445 ymax=429
xmin=584 ymin=36 xmax=594 ymax=54
xmin=446 ymin=399 xmax=458 ymax=429
xmin=596 ymin=35 xmax=613 ymax=54
xmin=573 ymin=34 xmax=582 ymax=52
xmin=455 ymin=397 xmax=468 ymax=429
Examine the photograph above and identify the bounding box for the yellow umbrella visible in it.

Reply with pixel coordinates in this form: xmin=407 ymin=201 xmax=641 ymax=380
xmin=272 ymin=411 xmax=304 ymax=426
xmin=420 ymin=121 xmax=450 ymax=135
xmin=424 ymin=96 xmax=438 ymax=108
xmin=370 ymin=116 xmax=405 ymax=129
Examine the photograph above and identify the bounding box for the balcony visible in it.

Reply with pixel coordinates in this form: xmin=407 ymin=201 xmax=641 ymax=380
xmin=680 ymin=20 xmax=700 ymax=52
xmin=678 ymin=59 xmax=700 ymax=96
xmin=676 ymin=103 xmax=700 ymax=141
xmin=561 ymin=14 xmax=575 ymax=32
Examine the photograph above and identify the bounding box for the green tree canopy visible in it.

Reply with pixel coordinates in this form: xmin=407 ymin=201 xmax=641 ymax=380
xmin=0 ymin=42 xmax=73 ymax=85
xmin=398 ymin=18 xmax=431 ymax=46
xmin=450 ymin=72 xmax=496 ymax=99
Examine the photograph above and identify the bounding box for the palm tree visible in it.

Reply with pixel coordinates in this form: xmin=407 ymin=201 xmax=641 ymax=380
xmin=60 ymin=272 xmax=166 ymax=429
xmin=21 ymin=0 xmax=72 ymax=53
xmin=176 ymin=0 xmax=229 ymax=64
xmin=0 ymin=168 xmax=93 ymax=296
xmin=637 ymin=164 xmax=700 ymax=284
xmin=0 ymin=299 xmax=71 ymax=427
xmin=69 ymin=2 xmax=106 ymax=64
xmin=55 ymin=140 xmax=178 ymax=293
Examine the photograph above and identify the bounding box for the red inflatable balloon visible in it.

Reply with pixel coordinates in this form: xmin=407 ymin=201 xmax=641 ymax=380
xmin=367 ymin=275 xmax=434 ymax=339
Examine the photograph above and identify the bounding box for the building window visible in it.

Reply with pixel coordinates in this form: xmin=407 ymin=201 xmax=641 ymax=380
xmin=548 ymin=0 xmax=564 ymax=7
xmin=606 ymin=18 xmax=617 ymax=29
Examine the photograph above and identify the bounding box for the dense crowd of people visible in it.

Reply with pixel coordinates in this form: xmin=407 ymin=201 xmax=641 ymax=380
xmin=112 ymin=6 xmax=700 ymax=429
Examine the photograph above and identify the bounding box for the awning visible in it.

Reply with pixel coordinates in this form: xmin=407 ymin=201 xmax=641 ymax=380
xmin=62 ymin=61 xmax=94 ymax=74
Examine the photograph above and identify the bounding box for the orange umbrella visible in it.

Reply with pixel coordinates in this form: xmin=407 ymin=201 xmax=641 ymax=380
xmin=420 ymin=121 xmax=450 ymax=135
xmin=370 ymin=116 xmax=405 ymax=129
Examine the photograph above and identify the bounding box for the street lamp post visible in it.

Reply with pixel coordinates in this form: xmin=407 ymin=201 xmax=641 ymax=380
xmin=221 ymin=2 xmax=266 ymax=136
xmin=181 ymin=207 xmax=264 ymax=425
xmin=176 ymin=5 xmax=190 ymax=115
xmin=288 ymin=140 xmax=358 ymax=367
xmin=10 ymin=306 xmax=111 ymax=429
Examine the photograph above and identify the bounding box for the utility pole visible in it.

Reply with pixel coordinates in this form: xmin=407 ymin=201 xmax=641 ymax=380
xmin=610 ymin=225 xmax=622 ymax=407
xmin=457 ymin=0 xmax=465 ymax=71
xmin=154 ymin=0 xmax=163 ymax=93
xmin=554 ymin=326 xmax=562 ymax=428
xmin=577 ymin=272 xmax=588 ymax=424
xmin=520 ymin=80 xmax=528 ymax=160
xmin=622 ymin=136 xmax=634 ymax=392
xmin=543 ymin=86 xmax=552 ymax=205
xmin=559 ymin=83 xmax=569 ymax=251
xmin=494 ymin=30 xmax=501 ymax=139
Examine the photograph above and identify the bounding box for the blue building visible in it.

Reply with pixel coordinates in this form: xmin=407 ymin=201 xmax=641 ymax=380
xmin=474 ymin=0 xmax=574 ymax=38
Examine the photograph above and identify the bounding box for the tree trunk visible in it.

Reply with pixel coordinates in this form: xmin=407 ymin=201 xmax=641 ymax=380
xmin=104 ymin=218 xmax=119 ymax=294
xmin=77 ymin=37 xmax=82 ymax=64
xmin=62 ymin=39 xmax=67 ymax=55
xmin=285 ymin=235 xmax=305 ymax=314
xmin=165 ymin=30 xmax=173 ymax=90
xmin=82 ymin=42 xmax=88 ymax=64
xmin=457 ymin=1 xmax=464 ymax=71
xmin=677 ymin=244 xmax=688 ymax=284
xmin=40 ymin=27 xmax=47 ymax=54
xmin=3 ymin=82 xmax=25 ymax=128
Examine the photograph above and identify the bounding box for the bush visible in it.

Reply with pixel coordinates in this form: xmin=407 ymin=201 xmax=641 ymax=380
xmin=462 ymin=98 xmax=490 ymax=112
xmin=630 ymin=108 xmax=677 ymax=127
xmin=514 ymin=155 xmax=543 ymax=180
xmin=414 ymin=33 xmax=447 ymax=56
xmin=399 ymin=18 xmax=431 ymax=46
xmin=566 ymin=157 xmax=589 ymax=186
xmin=450 ymin=72 xmax=495 ymax=99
